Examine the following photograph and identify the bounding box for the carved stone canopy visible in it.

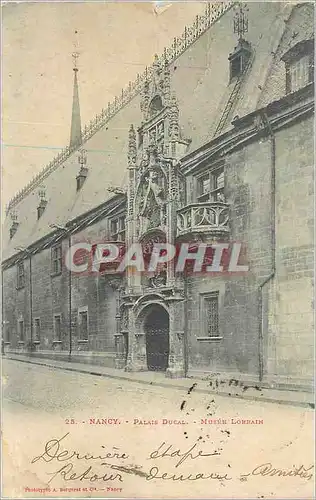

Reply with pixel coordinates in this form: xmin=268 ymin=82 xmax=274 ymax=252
xmin=140 ymin=55 xmax=171 ymax=122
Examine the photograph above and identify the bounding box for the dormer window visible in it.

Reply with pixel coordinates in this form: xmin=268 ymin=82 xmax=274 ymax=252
xmin=230 ymin=57 xmax=242 ymax=79
xmin=288 ymin=55 xmax=311 ymax=92
xmin=37 ymin=187 xmax=47 ymax=219
xmin=9 ymin=211 xmax=19 ymax=239
xmin=76 ymin=169 xmax=88 ymax=191
xmin=37 ymin=202 xmax=47 ymax=219
xmin=76 ymin=149 xmax=88 ymax=191
xmin=228 ymin=38 xmax=252 ymax=82
xmin=10 ymin=223 xmax=18 ymax=239
xmin=282 ymin=39 xmax=314 ymax=94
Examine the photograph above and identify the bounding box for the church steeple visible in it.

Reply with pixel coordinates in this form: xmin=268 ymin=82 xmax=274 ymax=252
xmin=69 ymin=33 xmax=82 ymax=149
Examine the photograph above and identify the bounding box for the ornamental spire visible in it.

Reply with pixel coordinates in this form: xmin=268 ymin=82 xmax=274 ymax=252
xmin=233 ymin=3 xmax=249 ymax=42
xmin=69 ymin=30 xmax=82 ymax=149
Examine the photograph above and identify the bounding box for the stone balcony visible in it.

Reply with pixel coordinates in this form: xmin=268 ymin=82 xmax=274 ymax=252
xmin=176 ymin=201 xmax=230 ymax=238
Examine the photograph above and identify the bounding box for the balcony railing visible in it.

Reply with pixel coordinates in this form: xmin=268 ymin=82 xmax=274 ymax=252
xmin=176 ymin=202 xmax=229 ymax=237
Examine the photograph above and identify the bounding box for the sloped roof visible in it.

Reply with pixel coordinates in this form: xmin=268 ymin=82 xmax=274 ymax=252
xmin=2 ymin=1 xmax=305 ymax=261
xmin=258 ymin=2 xmax=314 ymax=108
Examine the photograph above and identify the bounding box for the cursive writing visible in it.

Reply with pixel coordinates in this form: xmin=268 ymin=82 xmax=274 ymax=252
xmin=146 ymin=441 xmax=230 ymax=482
xmin=47 ymin=463 xmax=123 ymax=484
xmin=31 ymin=433 xmax=129 ymax=485
xmin=31 ymin=433 xmax=129 ymax=464
xmin=241 ymin=463 xmax=314 ymax=481
xmin=146 ymin=466 xmax=231 ymax=481
xmin=149 ymin=441 xmax=220 ymax=468
xmin=31 ymin=434 xmax=232 ymax=485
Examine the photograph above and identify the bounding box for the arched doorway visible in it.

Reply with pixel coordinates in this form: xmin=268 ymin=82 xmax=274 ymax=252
xmin=144 ymin=305 xmax=169 ymax=371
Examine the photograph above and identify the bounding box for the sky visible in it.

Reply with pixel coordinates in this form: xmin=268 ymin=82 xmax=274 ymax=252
xmin=1 ymin=1 xmax=205 ymax=210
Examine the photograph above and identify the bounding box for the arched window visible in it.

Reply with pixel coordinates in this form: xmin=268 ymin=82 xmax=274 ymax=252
xmin=148 ymin=95 xmax=163 ymax=117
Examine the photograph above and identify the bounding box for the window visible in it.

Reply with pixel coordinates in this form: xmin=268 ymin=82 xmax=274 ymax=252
xmin=18 ymin=320 xmax=24 ymax=342
xmin=148 ymin=120 xmax=164 ymax=147
xmin=51 ymin=245 xmax=62 ymax=275
xmin=148 ymin=95 xmax=163 ymax=118
xmin=37 ymin=205 xmax=45 ymax=219
xmin=76 ymin=168 xmax=88 ymax=192
xmin=202 ymin=293 xmax=219 ymax=337
xmin=10 ymin=223 xmax=19 ymax=239
xmin=78 ymin=311 xmax=88 ymax=340
xmin=283 ymin=39 xmax=314 ymax=94
xmin=231 ymin=55 xmax=242 ymax=79
xmin=54 ymin=315 xmax=62 ymax=341
xmin=37 ymin=200 xmax=47 ymax=219
xmin=286 ymin=54 xmax=314 ymax=93
xmin=17 ymin=261 xmax=25 ymax=289
xmin=34 ymin=319 xmax=40 ymax=342
xmin=197 ymin=167 xmax=225 ymax=202
xmin=76 ymin=176 xmax=84 ymax=192
xmin=228 ymin=40 xmax=252 ymax=81
xmin=110 ymin=216 xmax=126 ymax=242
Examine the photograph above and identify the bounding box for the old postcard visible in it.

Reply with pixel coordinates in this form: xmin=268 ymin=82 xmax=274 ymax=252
xmin=1 ymin=1 xmax=315 ymax=499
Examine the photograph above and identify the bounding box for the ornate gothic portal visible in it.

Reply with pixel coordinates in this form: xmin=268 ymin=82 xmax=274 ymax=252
xmin=115 ymin=55 xmax=190 ymax=378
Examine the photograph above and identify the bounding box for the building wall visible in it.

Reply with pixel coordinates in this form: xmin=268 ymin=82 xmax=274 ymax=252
xmin=3 ymin=263 xmax=30 ymax=348
xmin=3 ymin=211 xmax=122 ymax=367
xmin=70 ymin=220 xmax=120 ymax=365
xmin=186 ymin=111 xmax=314 ymax=389
xmin=32 ymin=244 xmax=68 ymax=351
xmin=265 ymin=115 xmax=314 ymax=387
xmin=186 ymin=136 xmax=274 ymax=379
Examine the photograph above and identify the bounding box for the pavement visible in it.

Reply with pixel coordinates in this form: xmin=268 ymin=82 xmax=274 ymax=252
xmin=3 ymin=353 xmax=314 ymax=408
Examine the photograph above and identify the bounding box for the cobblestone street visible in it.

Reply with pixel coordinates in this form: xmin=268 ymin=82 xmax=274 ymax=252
xmin=2 ymin=359 xmax=314 ymax=499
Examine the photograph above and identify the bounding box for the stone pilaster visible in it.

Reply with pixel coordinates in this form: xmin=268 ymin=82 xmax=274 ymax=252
xmin=114 ymin=334 xmax=126 ymax=369
xmin=125 ymin=305 xmax=147 ymax=372
xmin=166 ymin=299 xmax=185 ymax=378
xmin=135 ymin=333 xmax=147 ymax=370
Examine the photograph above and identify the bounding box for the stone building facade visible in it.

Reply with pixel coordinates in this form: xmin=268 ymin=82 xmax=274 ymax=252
xmin=2 ymin=2 xmax=314 ymax=391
